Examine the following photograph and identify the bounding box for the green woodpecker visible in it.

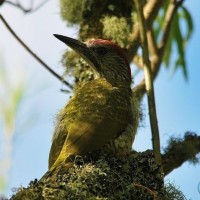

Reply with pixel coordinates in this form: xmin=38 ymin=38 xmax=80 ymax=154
xmin=46 ymin=35 xmax=139 ymax=177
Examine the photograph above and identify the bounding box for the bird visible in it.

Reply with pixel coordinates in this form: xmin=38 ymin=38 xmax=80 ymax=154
xmin=43 ymin=35 xmax=139 ymax=179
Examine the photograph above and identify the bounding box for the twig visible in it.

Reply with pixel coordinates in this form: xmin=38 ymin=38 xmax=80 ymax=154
xmin=5 ymin=0 xmax=49 ymax=13
xmin=132 ymin=55 xmax=144 ymax=69
xmin=0 ymin=0 xmax=6 ymax=6
xmin=31 ymin=0 xmax=50 ymax=13
xmin=128 ymin=0 xmax=165 ymax=60
xmin=0 ymin=14 xmax=73 ymax=89
xmin=147 ymin=28 xmax=158 ymax=56
xmin=133 ymin=0 xmax=184 ymax=97
xmin=134 ymin=0 xmax=162 ymax=171
xmin=133 ymin=183 xmax=157 ymax=199
xmin=143 ymin=0 xmax=165 ymax=27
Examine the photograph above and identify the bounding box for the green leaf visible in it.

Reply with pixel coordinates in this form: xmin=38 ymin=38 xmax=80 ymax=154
xmin=171 ymin=13 xmax=187 ymax=79
xmin=180 ymin=6 xmax=193 ymax=40
xmin=154 ymin=3 xmax=193 ymax=80
xmin=154 ymin=14 xmax=164 ymax=40
xmin=163 ymin=29 xmax=173 ymax=68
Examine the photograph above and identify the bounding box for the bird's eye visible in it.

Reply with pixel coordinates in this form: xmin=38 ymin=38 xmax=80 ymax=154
xmin=95 ymin=47 xmax=108 ymax=56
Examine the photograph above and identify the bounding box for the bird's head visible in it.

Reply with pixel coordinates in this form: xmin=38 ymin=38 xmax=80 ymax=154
xmin=54 ymin=34 xmax=131 ymax=85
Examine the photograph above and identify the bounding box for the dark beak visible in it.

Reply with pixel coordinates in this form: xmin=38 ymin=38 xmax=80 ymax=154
xmin=53 ymin=34 xmax=100 ymax=70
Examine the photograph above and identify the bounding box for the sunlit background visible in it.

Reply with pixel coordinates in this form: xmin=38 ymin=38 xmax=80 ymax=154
xmin=0 ymin=0 xmax=200 ymax=199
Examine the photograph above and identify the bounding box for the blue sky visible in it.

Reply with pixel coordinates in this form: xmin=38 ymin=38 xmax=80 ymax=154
xmin=0 ymin=0 xmax=199 ymax=199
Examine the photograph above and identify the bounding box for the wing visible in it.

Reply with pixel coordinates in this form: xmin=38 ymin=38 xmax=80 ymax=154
xmin=48 ymin=125 xmax=68 ymax=169
xmin=48 ymin=116 xmax=126 ymax=169
xmin=49 ymin=116 xmax=132 ymax=169
xmin=55 ymin=116 xmax=127 ymax=161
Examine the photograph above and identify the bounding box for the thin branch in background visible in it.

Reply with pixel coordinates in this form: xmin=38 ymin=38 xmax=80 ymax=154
xmin=5 ymin=0 xmax=50 ymax=13
xmin=0 ymin=14 xmax=73 ymax=89
xmin=133 ymin=0 xmax=184 ymax=97
xmin=134 ymin=0 xmax=162 ymax=172
xmin=143 ymin=0 xmax=165 ymax=26
xmin=131 ymin=0 xmax=165 ymax=41
xmin=128 ymin=0 xmax=165 ymax=60
xmin=31 ymin=0 xmax=49 ymax=13
xmin=132 ymin=55 xmax=144 ymax=69
xmin=0 ymin=0 xmax=6 ymax=6
xmin=147 ymin=28 xmax=158 ymax=56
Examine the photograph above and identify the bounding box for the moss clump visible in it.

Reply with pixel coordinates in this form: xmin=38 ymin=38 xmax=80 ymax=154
xmin=164 ymin=182 xmax=187 ymax=200
xmin=60 ymin=0 xmax=93 ymax=24
xmin=101 ymin=16 xmax=131 ymax=48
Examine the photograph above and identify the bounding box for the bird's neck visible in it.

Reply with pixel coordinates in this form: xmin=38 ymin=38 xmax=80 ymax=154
xmin=91 ymin=77 xmax=131 ymax=89
xmin=101 ymin=77 xmax=131 ymax=88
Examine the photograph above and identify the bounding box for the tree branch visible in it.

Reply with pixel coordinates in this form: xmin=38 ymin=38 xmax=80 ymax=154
xmin=0 ymin=0 xmax=6 ymax=6
xmin=133 ymin=0 xmax=184 ymax=97
xmin=128 ymin=0 xmax=165 ymax=60
xmin=134 ymin=0 xmax=162 ymax=171
xmin=132 ymin=54 xmax=144 ymax=69
xmin=5 ymin=0 xmax=50 ymax=13
xmin=143 ymin=0 xmax=165 ymax=26
xmin=163 ymin=132 xmax=200 ymax=176
xmin=147 ymin=28 xmax=158 ymax=56
xmin=0 ymin=14 xmax=73 ymax=89
xmin=11 ymin=151 xmax=166 ymax=199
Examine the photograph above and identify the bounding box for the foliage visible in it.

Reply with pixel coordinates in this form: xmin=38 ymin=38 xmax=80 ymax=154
xmin=0 ymin=62 xmax=38 ymax=194
xmin=155 ymin=4 xmax=193 ymax=79
xmin=164 ymin=182 xmax=187 ymax=200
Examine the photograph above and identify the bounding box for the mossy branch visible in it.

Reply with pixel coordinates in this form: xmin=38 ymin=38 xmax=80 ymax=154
xmin=163 ymin=132 xmax=200 ymax=176
xmin=11 ymin=151 xmax=167 ymax=199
